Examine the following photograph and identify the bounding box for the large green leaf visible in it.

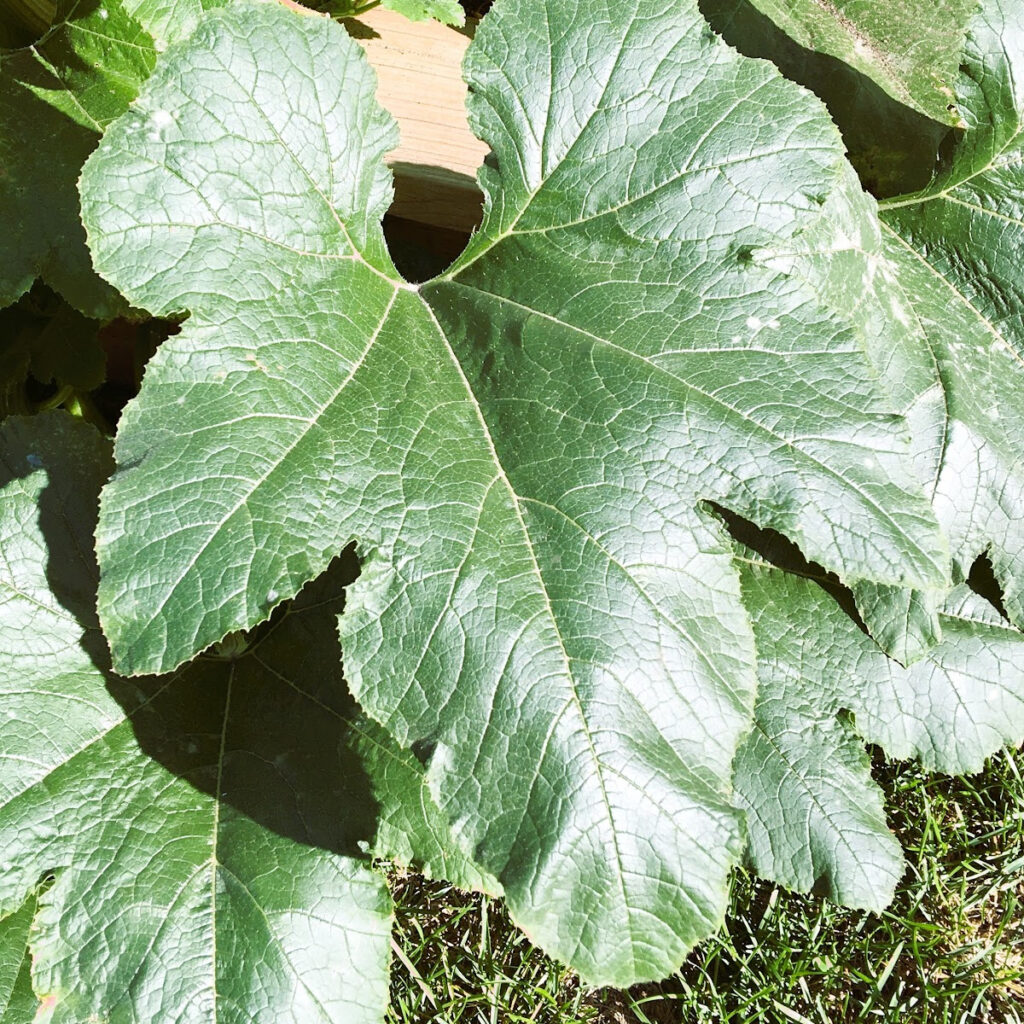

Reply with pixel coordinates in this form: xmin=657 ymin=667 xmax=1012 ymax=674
xmin=0 ymin=412 xmax=405 ymax=1023
xmin=873 ymin=0 xmax=1024 ymax=631
xmin=81 ymin=0 xmax=949 ymax=985
xmin=0 ymin=0 xmax=156 ymax=316
xmin=738 ymin=0 xmax=975 ymax=126
xmin=733 ymin=546 xmax=1024 ymax=908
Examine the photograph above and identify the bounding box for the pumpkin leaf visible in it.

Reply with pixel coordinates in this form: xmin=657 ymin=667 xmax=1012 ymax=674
xmin=80 ymin=0 xmax=951 ymax=985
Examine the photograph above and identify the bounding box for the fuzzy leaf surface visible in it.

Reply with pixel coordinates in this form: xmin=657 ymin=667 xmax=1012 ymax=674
xmin=82 ymin=0 xmax=948 ymax=985
xmin=740 ymin=0 xmax=975 ymax=125
xmin=0 ymin=412 xmax=405 ymax=1024
xmin=734 ymin=548 xmax=1024 ymax=909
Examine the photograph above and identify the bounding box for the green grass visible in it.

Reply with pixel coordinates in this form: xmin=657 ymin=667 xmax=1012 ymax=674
xmin=385 ymin=746 xmax=1024 ymax=1023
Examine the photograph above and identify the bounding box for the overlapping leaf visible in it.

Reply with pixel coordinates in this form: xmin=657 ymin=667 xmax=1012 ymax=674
xmin=733 ymin=545 xmax=1024 ymax=909
xmin=122 ymin=0 xmax=226 ymax=48
xmin=0 ymin=0 xmax=156 ymax=316
xmin=700 ymin=0 xmax=960 ymax=200
xmin=0 ymin=897 xmax=37 ymax=1024
xmin=698 ymin=0 xmax=1024 ymax=911
xmin=737 ymin=0 xmax=975 ymax=125
xmin=0 ymin=411 xmax=475 ymax=1023
xmin=316 ymin=0 xmax=463 ymax=26
xmin=707 ymin=0 xmax=1024 ymax=638
xmin=357 ymin=716 xmax=500 ymax=893
xmin=875 ymin=0 xmax=1024 ymax=631
xmin=0 ymin=0 xmax=231 ymax=317
xmin=80 ymin=0 xmax=952 ymax=983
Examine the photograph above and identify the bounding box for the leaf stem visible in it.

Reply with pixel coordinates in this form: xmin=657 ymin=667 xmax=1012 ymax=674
xmin=35 ymin=383 xmax=74 ymax=413
xmin=63 ymin=391 xmax=115 ymax=437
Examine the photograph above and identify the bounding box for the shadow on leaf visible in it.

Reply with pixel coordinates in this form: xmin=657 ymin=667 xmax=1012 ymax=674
xmin=24 ymin=420 xmax=381 ymax=862
xmin=698 ymin=0 xmax=957 ymax=198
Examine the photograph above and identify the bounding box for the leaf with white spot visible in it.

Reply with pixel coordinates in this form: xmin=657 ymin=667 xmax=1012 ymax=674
xmin=733 ymin=0 xmax=976 ymax=125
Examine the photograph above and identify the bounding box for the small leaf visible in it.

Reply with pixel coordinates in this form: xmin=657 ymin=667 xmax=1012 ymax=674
xmin=317 ymin=0 xmax=464 ymax=27
xmin=380 ymin=0 xmax=464 ymax=26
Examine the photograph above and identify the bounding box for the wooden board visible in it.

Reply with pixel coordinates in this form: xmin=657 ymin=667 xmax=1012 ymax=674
xmin=356 ymin=8 xmax=487 ymax=232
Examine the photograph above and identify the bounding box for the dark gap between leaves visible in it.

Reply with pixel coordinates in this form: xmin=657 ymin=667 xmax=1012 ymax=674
xmin=383 ymin=213 xmax=472 ymax=283
xmin=966 ymin=552 xmax=1009 ymax=620
xmin=0 ymin=0 xmax=56 ymax=48
xmin=708 ymin=501 xmax=868 ymax=634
